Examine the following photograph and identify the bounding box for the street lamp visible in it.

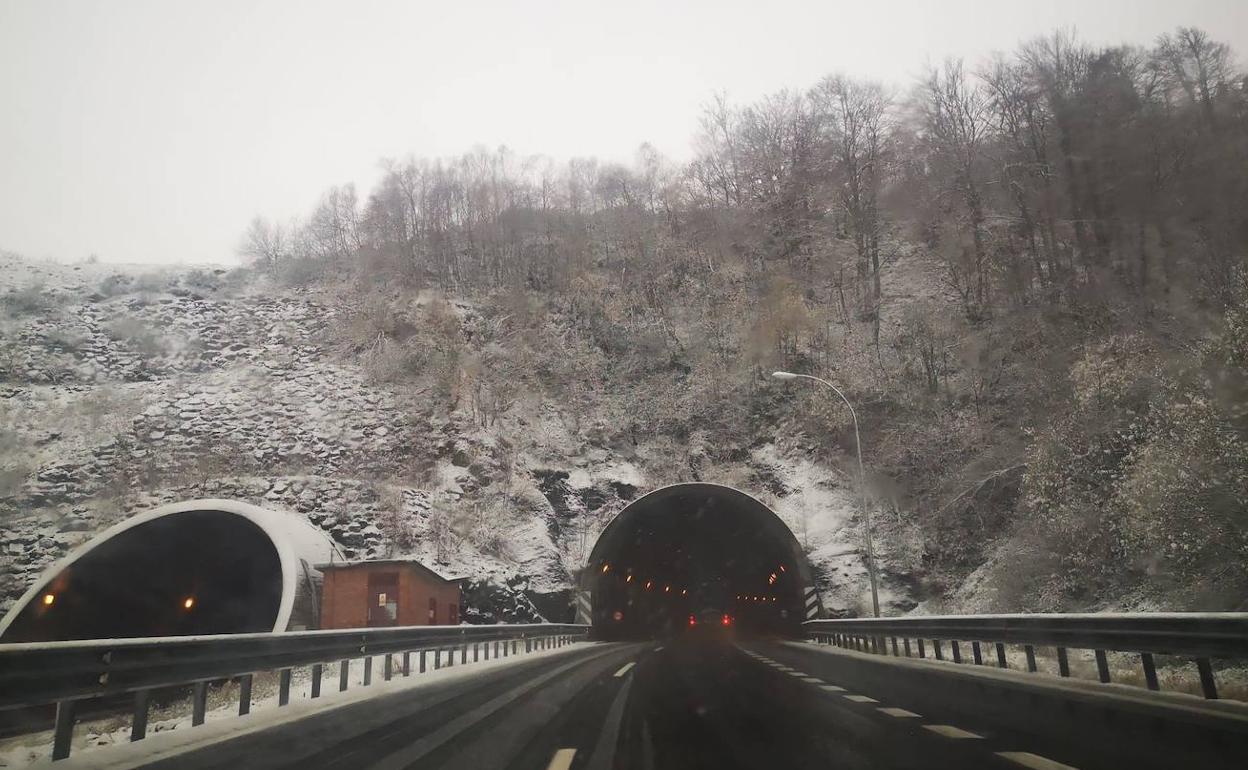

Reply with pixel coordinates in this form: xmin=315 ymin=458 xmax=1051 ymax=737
xmin=772 ymin=371 xmax=881 ymax=618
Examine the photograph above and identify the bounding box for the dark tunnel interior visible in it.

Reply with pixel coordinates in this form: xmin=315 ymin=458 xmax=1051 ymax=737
xmin=2 ymin=511 xmax=284 ymax=642
xmin=589 ymin=487 xmax=806 ymax=640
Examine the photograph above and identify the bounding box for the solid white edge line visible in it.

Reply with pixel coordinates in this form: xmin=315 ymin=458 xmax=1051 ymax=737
xmin=995 ymin=751 xmax=1080 ymax=770
xmin=546 ymin=747 xmax=577 ymax=770
xmin=614 ymin=662 xmax=635 ymax=678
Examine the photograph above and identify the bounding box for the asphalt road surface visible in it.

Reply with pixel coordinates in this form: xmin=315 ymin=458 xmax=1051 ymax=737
xmin=125 ymin=636 xmax=1235 ymax=770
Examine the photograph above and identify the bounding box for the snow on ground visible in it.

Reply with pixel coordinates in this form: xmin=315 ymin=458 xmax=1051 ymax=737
xmin=0 ymin=639 xmax=594 ymax=768
xmin=750 ymin=444 xmax=913 ymax=615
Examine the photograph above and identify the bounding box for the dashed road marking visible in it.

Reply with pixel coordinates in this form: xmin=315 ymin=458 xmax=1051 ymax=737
xmin=787 ymin=671 xmax=808 ymax=677
xmin=654 ymin=646 xmax=664 ymax=652
xmin=877 ymin=707 xmax=921 ymax=718
xmin=819 ymin=685 xmax=847 ymax=692
xmin=923 ymin=725 xmax=983 ymax=739
xmin=996 ymin=752 xmax=1079 ymax=770
xmin=614 ymin=662 xmax=635 ymax=678
xmin=801 ymin=677 xmax=824 ymax=683
xmin=545 ymin=748 xmax=577 ymax=770
xmin=843 ymin=695 xmax=879 ymax=703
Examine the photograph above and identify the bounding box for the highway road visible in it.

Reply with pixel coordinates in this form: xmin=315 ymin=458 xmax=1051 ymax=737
xmin=115 ymin=636 xmax=1240 ymax=770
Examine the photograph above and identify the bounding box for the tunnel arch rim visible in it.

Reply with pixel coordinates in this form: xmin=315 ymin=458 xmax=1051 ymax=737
xmin=0 ymin=498 xmax=343 ymax=639
xmin=584 ymin=481 xmax=815 ymax=587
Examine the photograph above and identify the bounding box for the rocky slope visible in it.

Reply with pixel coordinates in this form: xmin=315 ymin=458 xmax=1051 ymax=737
xmin=0 ymin=255 xmax=907 ymax=621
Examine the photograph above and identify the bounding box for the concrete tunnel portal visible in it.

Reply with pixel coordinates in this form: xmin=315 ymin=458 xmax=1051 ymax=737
xmin=0 ymin=499 xmax=342 ymax=643
xmin=584 ymin=483 xmax=818 ymax=640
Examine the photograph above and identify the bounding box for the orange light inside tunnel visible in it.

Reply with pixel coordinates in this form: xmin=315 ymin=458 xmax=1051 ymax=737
xmin=779 ymin=565 xmax=786 ymax=573
xmin=645 ymin=581 xmax=653 ymax=591
xmin=768 ymin=573 xmax=777 ymax=585
xmin=601 ymin=563 xmax=610 ymax=574
xmin=41 ymin=594 xmax=55 ymax=606
xmin=664 ymin=585 xmax=670 ymax=593
xmin=182 ymin=597 xmax=195 ymax=610
xmin=626 ymin=575 xmax=633 ymax=583
xmin=681 ymin=589 xmax=688 ymax=596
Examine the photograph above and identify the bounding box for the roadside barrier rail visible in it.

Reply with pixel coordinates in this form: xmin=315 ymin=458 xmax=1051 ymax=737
xmin=806 ymin=612 xmax=1248 ymax=701
xmin=0 ymin=622 xmax=590 ymax=760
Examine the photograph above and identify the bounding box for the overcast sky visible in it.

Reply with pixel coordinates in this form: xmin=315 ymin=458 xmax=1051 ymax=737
xmin=2 ymin=0 xmax=1245 ymax=265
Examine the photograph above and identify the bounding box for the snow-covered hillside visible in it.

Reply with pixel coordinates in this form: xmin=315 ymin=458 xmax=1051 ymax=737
xmin=0 ymin=255 xmax=909 ymax=620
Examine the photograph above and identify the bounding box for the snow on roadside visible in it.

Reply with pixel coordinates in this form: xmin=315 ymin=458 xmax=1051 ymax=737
xmin=0 ymin=640 xmax=595 ymax=768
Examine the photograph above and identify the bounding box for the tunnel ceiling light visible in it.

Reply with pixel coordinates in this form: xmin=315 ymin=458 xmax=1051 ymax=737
xmin=601 ymin=563 xmax=610 ymax=574
xmin=626 ymin=575 xmax=633 ymax=583
xmin=42 ymin=594 xmax=55 ymax=606
xmin=664 ymin=585 xmax=670 ymax=593
xmin=645 ymin=581 xmax=653 ymax=590
xmin=681 ymin=589 xmax=688 ymax=596
xmin=183 ymin=597 xmax=195 ymax=610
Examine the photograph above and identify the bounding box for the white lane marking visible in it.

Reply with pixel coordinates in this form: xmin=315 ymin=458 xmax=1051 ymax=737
xmin=996 ymin=752 xmax=1080 ymax=770
xmin=546 ymin=748 xmax=577 ymax=770
xmin=801 ymin=677 xmax=824 ymax=683
xmin=614 ymin=662 xmax=635 ymax=678
xmin=923 ymin=725 xmax=983 ymax=739
xmin=654 ymin=646 xmax=664 ymax=652
xmin=820 ymin=685 xmax=847 ymax=692
xmin=878 ymin=707 xmax=921 ymax=718
xmin=843 ymin=695 xmax=878 ymax=703
xmin=786 ymin=671 xmax=807 ymax=677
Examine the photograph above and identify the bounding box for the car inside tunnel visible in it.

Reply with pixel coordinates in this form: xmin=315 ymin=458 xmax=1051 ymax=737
xmin=586 ymin=484 xmax=810 ymax=640
xmin=1 ymin=510 xmax=285 ymax=642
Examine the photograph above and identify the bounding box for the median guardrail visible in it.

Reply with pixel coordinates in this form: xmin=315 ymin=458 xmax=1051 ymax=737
xmin=0 ymin=622 xmax=590 ymax=760
xmin=805 ymin=612 xmax=1248 ymax=701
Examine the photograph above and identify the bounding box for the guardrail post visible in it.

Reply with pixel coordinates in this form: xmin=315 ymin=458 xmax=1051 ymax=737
xmin=1056 ymin=647 xmax=1070 ymax=678
xmin=420 ymin=650 xmax=428 ymax=673
xmin=903 ymin=638 xmax=911 ymax=657
xmin=933 ymin=640 xmax=944 ymax=661
xmin=473 ymin=643 xmax=479 ymax=662
xmin=526 ymin=637 xmax=532 ymax=653
xmin=435 ymin=649 xmax=442 ymax=670
xmin=461 ymin=644 xmax=468 ymax=664
xmin=52 ymin=700 xmax=76 ymax=760
xmin=1140 ymin=653 xmax=1159 ymax=690
xmin=363 ymin=657 xmax=373 ymax=685
xmin=971 ymin=641 xmax=982 ymax=665
xmin=384 ymin=654 xmax=394 ymax=681
xmin=278 ymin=668 xmax=292 ymax=706
xmin=995 ymin=642 xmax=1007 ymax=669
xmin=339 ymin=660 xmax=350 ymax=691
xmin=1196 ymin=658 xmax=1218 ymax=699
xmin=192 ymin=681 xmax=208 ymax=725
xmin=1024 ymin=645 xmax=1037 ymax=672
xmin=311 ymin=664 xmax=323 ymax=698
xmin=131 ymin=690 xmax=150 ymax=741
xmin=890 ymin=637 xmax=899 ymax=656
xmin=951 ymin=641 xmax=962 ymax=663
xmin=1094 ymin=650 xmax=1111 ymax=683
xmin=917 ymin=639 xmax=926 ymax=658
xmin=403 ymin=651 xmax=411 ymax=676
xmin=239 ymin=673 xmax=253 ymax=714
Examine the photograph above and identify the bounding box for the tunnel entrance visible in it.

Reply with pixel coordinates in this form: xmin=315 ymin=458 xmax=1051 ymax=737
xmin=585 ymin=483 xmax=813 ymax=640
xmin=1 ymin=510 xmax=285 ymax=642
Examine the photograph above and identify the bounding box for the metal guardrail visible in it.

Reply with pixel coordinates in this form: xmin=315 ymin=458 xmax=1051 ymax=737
xmin=805 ymin=613 xmax=1248 ymax=701
xmin=0 ymin=622 xmax=589 ymax=760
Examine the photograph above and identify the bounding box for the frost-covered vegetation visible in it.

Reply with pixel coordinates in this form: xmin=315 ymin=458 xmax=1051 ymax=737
xmin=241 ymin=27 xmax=1248 ymax=612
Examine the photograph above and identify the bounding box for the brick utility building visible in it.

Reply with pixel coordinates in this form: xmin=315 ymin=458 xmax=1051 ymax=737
xmin=318 ymin=558 xmax=462 ymax=629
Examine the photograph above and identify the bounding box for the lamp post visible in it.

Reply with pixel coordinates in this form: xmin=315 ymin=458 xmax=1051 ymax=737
xmin=772 ymin=371 xmax=881 ymax=618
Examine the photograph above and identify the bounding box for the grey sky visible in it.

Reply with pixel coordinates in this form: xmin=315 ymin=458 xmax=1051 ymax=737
xmin=2 ymin=0 xmax=1245 ymax=266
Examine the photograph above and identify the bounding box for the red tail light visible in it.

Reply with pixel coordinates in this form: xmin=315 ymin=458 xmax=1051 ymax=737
xmin=688 ymin=614 xmax=696 ymax=627
xmin=721 ymin=614 xmax=732 ymax=626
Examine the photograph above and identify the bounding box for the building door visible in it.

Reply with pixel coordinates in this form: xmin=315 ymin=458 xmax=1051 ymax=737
xmin=367 ymin=573 xmax=399 ymax=627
